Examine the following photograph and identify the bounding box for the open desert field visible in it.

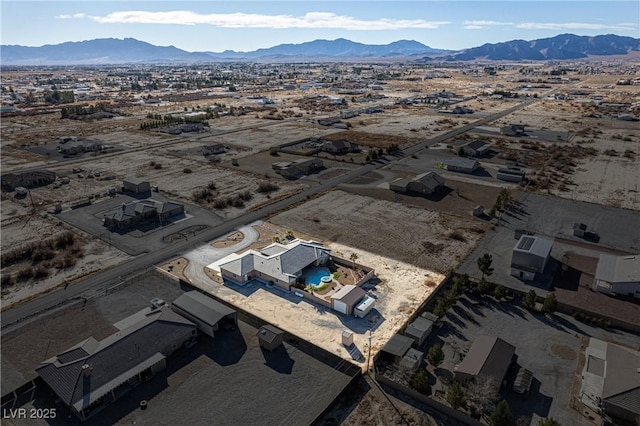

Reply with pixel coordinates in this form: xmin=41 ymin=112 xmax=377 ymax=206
xmin=0 ymin=209 xmax=130 ymax=306
xmin=270 ymin=190 xmax=485 ymax=273
xmin=483 ymin=98 xmax=640 ymax=210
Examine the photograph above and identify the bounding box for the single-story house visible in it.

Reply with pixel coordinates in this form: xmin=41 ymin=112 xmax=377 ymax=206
xmin=331 ymin=285 xmax=367 ymax=315
xmin=389 ymin=172 xmax=445 ymax=196
xmin=322 ymin=139 xmax=359 ymax=154
xmin=510 ymin=235 xmax=553 ymax=281
xmin=123 ymin=177 xmax=150 ymax=194
xmin=171 ymin=291 xmax=237 ymax=338
xmin=580 ymin=338 xmax=640 ymax=426
xmin=203 ymin=144 xmax=227 ymax=155
xmin=103 ymin=199 xmax=184 ymax=229
xmin=443 ymin=158 xmax=480 ymax=174
xmin=501 ymin=124 xmax=526 ymax=136
xmin=36 ymin=306 xmax=196 ymax=421
xmin=404 ymin=316 xmax=434 ymax=346
xmin=461 ymin=140 xmax=491 ymax=157
xmin=592 ymin=254 xmax=640 ymax=299
xmin=272 ymin=158 xmax=323 ymax=179
xmin=257 ymin=325 xmax=285 ymax=352
xmin=454 ymin=335 xmax=516 ymax=390
xmin=218 ymin=240 xmax=331 ymax=291
xmin=1 ymin=170 xmax=56 ymax=191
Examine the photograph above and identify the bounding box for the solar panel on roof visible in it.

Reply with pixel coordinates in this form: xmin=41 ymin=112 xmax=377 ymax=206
xmin=517 ymin=236 xmax=535 ymax=250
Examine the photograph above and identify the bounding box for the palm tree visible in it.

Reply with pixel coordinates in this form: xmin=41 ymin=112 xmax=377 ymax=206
xmin=349 ymin=252 xmax=359 ymax=271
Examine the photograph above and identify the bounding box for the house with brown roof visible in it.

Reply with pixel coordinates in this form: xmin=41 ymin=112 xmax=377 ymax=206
xmin=580 ymin=338 xmax=640 ymax=426
xmin=454 ymin=335 xmax=516 ymax=390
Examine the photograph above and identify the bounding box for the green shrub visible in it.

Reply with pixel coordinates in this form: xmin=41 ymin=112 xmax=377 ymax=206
xmin=411 ymin=369 xmax=429 ymax=394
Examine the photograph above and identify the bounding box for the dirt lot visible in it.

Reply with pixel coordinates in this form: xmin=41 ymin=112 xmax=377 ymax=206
xmin=0 ymin=210 xmax=130 ymax=306
xmin=341 ymin=179 xmax=503 ymax=219
xmin=319 ymin=375 xmax=457 ymax=426
xmin=270 ymin=190 xmax=486 ymax=273
xmin=480 ymin=98 xmax=640 ymax=210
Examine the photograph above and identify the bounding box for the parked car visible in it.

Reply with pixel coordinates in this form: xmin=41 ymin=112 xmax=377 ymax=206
xmin=513 ymin=368 xmax=533 ymax=394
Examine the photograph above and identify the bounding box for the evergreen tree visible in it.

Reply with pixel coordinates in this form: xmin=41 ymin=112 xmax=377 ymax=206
xmin=490 ymin=401 xmax=512 ymax=426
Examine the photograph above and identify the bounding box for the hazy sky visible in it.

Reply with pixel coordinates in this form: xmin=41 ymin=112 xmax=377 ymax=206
xmin=1 ymin=1 xmax=638 ymax=51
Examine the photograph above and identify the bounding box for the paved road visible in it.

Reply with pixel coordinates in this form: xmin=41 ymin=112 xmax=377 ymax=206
xmin=1 ymin=95 xmax=547 ymax=330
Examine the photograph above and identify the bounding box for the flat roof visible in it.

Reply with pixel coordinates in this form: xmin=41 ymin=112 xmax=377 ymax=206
xmin=513 ymin=235 xmax=553 ymax=257
xmin=405 ymin=316 xmax=433 ymax=339
xmin=381 ymin=334 xmax=414 ymax=358
xmin=172 ymin=291 xmax=236 ymax=327
xmin=354 ymin=295 xmax=375 ymax=311
xmin=595 ymin=254 xmax=640 ymax=284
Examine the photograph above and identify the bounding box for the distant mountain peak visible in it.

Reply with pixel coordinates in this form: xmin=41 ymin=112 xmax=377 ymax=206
xmin=2 ymin=34 xmax=638 ymax=65
xmin=432 ymin=34 xmax=640 ymax=61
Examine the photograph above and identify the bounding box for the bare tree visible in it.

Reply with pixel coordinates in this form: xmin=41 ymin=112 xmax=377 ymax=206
xmin=466 ymin=376 xmax=499 ymax=416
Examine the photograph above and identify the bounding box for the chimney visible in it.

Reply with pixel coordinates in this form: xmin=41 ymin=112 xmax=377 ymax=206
xmin=82 ymin=363 xmax=92 ymax=377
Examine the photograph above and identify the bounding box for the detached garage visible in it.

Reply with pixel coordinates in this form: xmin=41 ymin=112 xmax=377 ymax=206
xmin=331 ymin=285 xmax=367 ymax=315
xmin=123 ymin=176 xmax=151 ymax=194
xmin=171 ymin=291 xmax=237 ymax=338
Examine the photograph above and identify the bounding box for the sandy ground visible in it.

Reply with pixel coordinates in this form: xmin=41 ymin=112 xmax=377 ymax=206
xmin=270 ymin=190 xmax=485 ymax=273
xmin=1 ymin=238 xmax=130 ymax=307
xmin=183 ymin=235 xmax=443 ymax=371
xmin=170 ymin=187 xmax=485 ymax=370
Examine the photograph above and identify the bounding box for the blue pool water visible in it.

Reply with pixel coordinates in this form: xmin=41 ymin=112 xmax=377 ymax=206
xmin=302 ymin=266 xmax=332 ymax=286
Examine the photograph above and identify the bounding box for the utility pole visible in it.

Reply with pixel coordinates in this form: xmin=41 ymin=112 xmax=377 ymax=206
xmin=366 ymin=329 xmax=373 ymax=374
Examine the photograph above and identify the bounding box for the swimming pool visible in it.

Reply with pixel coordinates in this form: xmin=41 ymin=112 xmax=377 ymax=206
xmin=302 ymin=266 xmax=332 ymax=286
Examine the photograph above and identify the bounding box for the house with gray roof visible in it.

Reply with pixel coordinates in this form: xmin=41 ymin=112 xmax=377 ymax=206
xmin=593 ymin=254 xmax=640 ymax=299
xmin=510 ymin=235 xmax=554 ymax=281
xmin=580 ymin=338 xmax=640 ymax=426
xmin=461 ymin=140 xmax=491 ymax=157
xmin=36 ymin=306 xmax=196 ymax=421
xmin=443 ymin=157 xmax=480 ymax=174
xmin=218 ymin=240 xmax=330 ymax=291
xmin=103 ymin=199 xmax=184 ymax=229
xmin=389 ymin=172 xmax=445 ymax=196
xmin=172 ymin=291 xmax=237 ymax=338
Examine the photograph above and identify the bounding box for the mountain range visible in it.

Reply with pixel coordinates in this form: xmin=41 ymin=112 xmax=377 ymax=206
xmin=435 ymin=34 xmax=640 ymax=61
xmin=1 ymin=34 xmax=638 ymax=65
